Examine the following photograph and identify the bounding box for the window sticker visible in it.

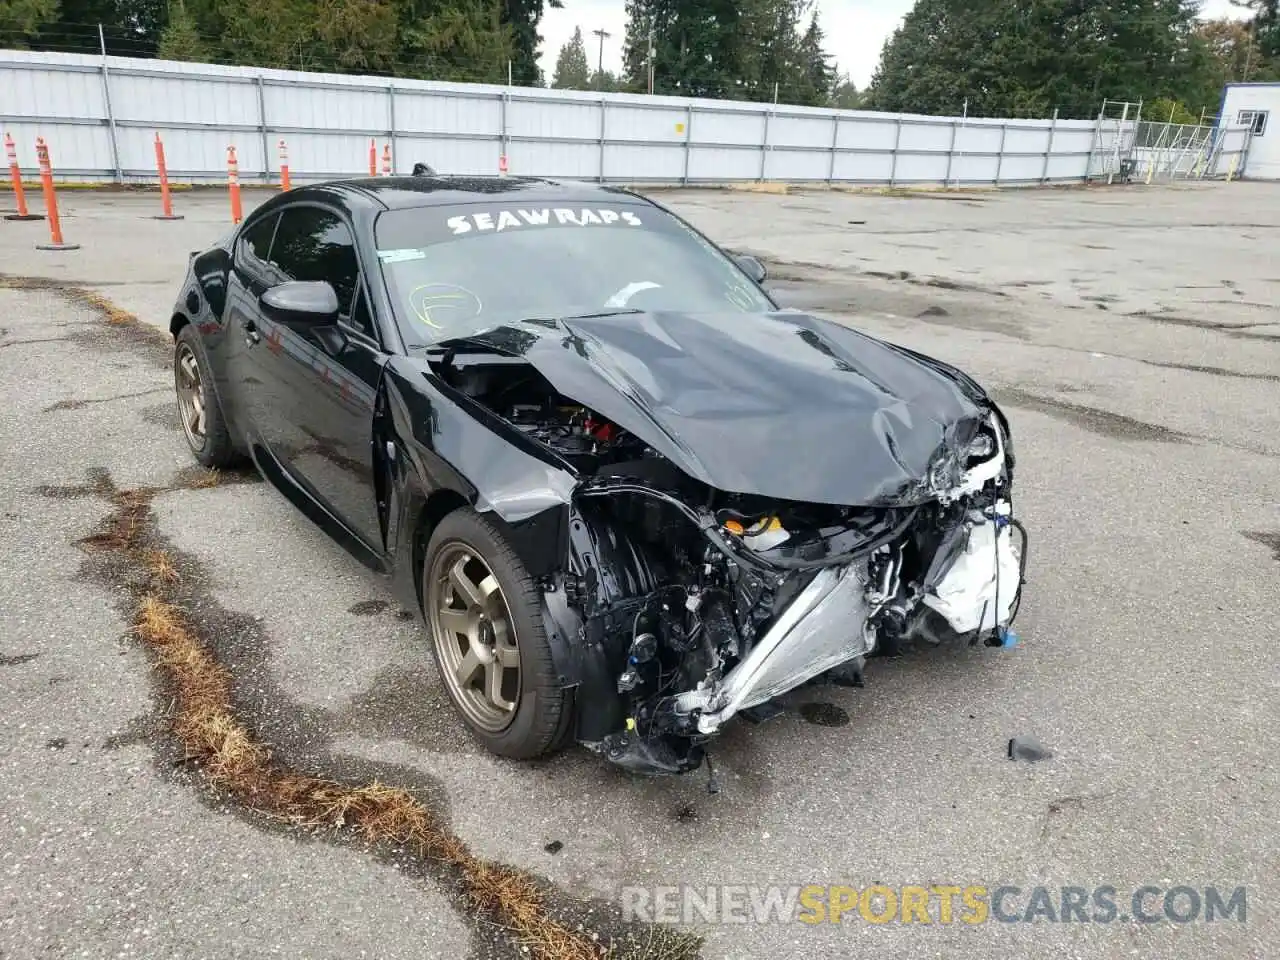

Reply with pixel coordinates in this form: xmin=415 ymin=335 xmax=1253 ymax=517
xmin=378 ymin=248 xmax=427 ymax=263
xmin=446 ymin=208 xmax=644 ymax=236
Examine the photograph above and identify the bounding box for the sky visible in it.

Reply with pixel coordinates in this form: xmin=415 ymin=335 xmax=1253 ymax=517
xmin=537 ymin=0 xmax=1250 ymax=90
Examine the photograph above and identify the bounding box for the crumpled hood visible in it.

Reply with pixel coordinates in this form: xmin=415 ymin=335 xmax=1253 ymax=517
xmin=450 ymin=310 xmax=991 ymax=506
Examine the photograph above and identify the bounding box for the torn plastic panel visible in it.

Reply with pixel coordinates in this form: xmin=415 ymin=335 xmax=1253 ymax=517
xmin=381 ymin=355 xmax=582 ymax=620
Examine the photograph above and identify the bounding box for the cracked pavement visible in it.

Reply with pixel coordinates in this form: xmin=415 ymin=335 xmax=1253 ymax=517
xmin=2 ymin=182 xmax=1277 ymax=959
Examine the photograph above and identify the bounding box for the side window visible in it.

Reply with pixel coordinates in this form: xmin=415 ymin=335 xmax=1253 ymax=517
xmin=236 ymin=212 xmax=279 ymax=272
xmin=271 ymin=206 xmax=371 ymax=335
xmin=1238 ymin=109 xmax=1268 ymax=136
xmin=348 ymin=285 xmax=375 ymax=338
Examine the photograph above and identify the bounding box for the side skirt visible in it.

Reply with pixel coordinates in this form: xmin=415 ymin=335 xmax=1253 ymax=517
xmin=247 ymin=441 xmax=390 ymax=574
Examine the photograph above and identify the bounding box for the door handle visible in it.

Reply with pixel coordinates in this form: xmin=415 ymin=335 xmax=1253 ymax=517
xmin=243 ymin=317 xmax=261 ymax=345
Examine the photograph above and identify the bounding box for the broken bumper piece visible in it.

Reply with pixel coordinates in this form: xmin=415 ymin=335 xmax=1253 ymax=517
xmin=678 ymin=563 xmax=876 ymax=736
xmin=923 ymin=515 xmax=1023 ymax=635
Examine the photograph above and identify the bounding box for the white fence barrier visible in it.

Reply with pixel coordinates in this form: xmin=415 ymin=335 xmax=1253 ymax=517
xmin=0 ymin=49 xmax=1254 ymax=186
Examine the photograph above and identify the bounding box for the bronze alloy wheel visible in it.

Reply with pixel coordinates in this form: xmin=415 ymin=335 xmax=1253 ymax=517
xmin=427 ymin=541 xmax=522 ymax=733
xmin=175 ymin=341 xmax=207 ymax=452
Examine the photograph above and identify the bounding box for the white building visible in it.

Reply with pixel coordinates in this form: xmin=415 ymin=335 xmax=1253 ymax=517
xmin=1220 ymin=82 xmax=1280 ymax=179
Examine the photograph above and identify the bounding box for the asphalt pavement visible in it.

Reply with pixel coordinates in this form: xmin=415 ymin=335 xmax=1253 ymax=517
xmin=1 ymin=180 xmax=1275 ymax=960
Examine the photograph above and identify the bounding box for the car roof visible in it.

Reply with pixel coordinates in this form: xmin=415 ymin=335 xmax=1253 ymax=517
xmin=297 ymin=175 xmax=650 ymax=211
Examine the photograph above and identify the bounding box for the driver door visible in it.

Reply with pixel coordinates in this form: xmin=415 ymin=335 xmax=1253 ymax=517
xmin=223 ymin=201 xmax=389 ymax=554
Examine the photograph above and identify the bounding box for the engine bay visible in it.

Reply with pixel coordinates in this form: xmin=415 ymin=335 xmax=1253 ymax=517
xmin=440 ymin=350 xmax=649 ymax=470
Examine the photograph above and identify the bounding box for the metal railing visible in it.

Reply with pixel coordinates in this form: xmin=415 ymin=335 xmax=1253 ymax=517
xmin=1130 ymin=120 xmax=1253 ymax=181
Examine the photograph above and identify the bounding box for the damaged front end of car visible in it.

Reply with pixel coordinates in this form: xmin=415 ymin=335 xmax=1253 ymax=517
xmin=550 ymin=412 xmax=1024 ymax=777
xmin=413 ymin=310 xmax=1028 ymax=778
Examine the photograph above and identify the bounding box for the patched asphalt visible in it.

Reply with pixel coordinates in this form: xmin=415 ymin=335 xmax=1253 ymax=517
xmin=1 ymin=182 xmax=1276 ymax=959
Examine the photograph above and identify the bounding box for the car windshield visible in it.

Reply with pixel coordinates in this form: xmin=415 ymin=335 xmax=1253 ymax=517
xmin=374 ymin=200 xmax=775 ymax=346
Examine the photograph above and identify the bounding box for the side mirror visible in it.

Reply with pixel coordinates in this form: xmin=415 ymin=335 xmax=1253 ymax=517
xmin=734 ymin=254 xmax=768 ymax=285
xmin=260 ymin=281 xmax=339 ymax=325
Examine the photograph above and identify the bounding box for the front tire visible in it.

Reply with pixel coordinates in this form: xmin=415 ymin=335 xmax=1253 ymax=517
xmin=422 ymin=508 xmax=571 ymax=760
xmin=174 ymin=325 xmax=236 ymax=468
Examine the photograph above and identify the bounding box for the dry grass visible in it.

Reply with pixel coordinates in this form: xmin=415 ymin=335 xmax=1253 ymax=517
xmin=182 ymin=467 xmax=222 ymax=489
xmin=727 ymin=182 xmax=790 ymax=195
xmin=79 ymin=290 xmax=140 ymax=326
xmin=0 ymin=275 xmax=169 ymax=348
xmin=78 ymin=488 xmax=155 ymax=551
xmin=78 ymin=472 xmax=617 ymax=960
xmin=144 ymin=549 xmax=180 ymax=583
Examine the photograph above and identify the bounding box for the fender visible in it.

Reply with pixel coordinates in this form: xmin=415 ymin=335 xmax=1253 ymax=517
xmin=379 ymin=356 xmax=577 ymax=619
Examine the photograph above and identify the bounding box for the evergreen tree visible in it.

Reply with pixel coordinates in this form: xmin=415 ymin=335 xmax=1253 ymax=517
xmin=755 ymin=0 xmax=804 ymax=103
xmin=1238 ymin=0 xmax=1278 ymax=58
xmin=156 ymin=0 xmax=207 ymax=60
xmin=502 ymin=0 xmax=560 ymax=86
xmin=621 ymin=0 xmax=728 ymax=97
xmin=831 ymin=73 xmax=862 ymax=109
xmin=620 ymin=0 xmax=674 ymax=93
xmin=309 ymin=0 xmax=398 ymax=73
xmin=866 ymin=0 xmax=1213 ymax=118
xmin=795 ymin=11 xmax=836 ymax=105
xmin=38 ymin=0 xmax=167 ymax=56
xmin=621 ymin=0 xmax=823 ymax=101
xmin=18 ymin=0 xmax=518 ymax=82
xmin=0 ymin=0 xmax=59 ymax=48
xmin=591 ymin=68 xmax=622 ymax=91
xmin=552 ymin=26 xmax=591 ymax=88
xmin=398 ymin=0 xmax=512 ymax=82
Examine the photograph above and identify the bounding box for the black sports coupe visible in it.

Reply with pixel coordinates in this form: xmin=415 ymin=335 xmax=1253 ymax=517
xmin=169 ymin=175 xmax=1027 ymax=777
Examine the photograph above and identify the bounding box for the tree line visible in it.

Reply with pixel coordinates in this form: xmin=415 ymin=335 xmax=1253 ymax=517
xmin=2 ymin=0 xmax=1277 ymax=119
xmin=860 ymin=0 xmax=1279 ymax=120
xmin=0 ymin=0 xmax=560 ymax=86
xmin=553 ymin=0 xmax=860 ymax=107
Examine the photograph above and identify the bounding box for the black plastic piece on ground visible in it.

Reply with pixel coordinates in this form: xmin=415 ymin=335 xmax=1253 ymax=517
xmin=1008 ymin=734 xmax=1052 ymax=762
xmin=5 ymin=213 xmax=45 ymax=221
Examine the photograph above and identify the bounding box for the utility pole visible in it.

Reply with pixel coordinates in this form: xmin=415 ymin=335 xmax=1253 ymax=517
xmin=647 ymin=22 xmax=655 ymax=95
xmin=592 ymin=27 xmax=611 ymax=85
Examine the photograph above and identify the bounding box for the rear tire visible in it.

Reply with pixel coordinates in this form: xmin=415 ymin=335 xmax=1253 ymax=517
xmin=174 ymin=325 xmax=237 ymax=468
xmin=422 ymin=508 xmax=572 ymax=759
